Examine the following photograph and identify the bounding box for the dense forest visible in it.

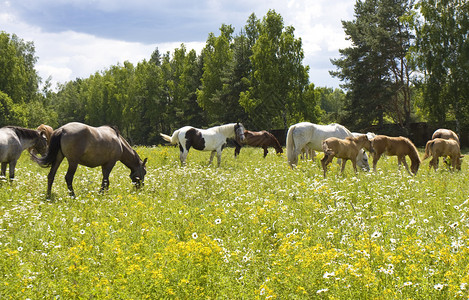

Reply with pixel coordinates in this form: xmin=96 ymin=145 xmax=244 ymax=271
xmin=0 ymin=1 xmax=468 ymax=145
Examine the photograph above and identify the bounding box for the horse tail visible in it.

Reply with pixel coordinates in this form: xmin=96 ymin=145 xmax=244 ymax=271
xmin=423 ymin=140 xmax=433 ymax=160
xmin=31 ymin=128 xmax=63 ymax=167
xmin=160 ymin=130 xmax=180 ymax=145
xmin=286 ymin=125 xmax=297 ymax=167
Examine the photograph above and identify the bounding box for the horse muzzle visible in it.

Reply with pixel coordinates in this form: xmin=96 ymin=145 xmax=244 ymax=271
xmin=132 ymin=177 xmax=144 ymax=189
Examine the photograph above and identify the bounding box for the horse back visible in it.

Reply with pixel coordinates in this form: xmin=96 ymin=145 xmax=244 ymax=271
xmin=430 ymin=138 xmax=460 ymax=157
xmin=60 ymin=123 xmax=123 ymax=167
xmin=432 ymin=128 xmax=460 ymax=145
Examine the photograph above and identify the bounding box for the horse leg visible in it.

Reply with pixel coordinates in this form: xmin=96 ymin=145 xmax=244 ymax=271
xmin=234 ymin=145 xmax=241 ymax=157
xmin=351 ymin=159 xmax=358 ymax=174
xmin=65 ymin=162 xmax=78 ymax=197
xmin=179 ymin=149 xmax=189 ymax=166
xmin=321 ymin=155 xmax=328 ymax=177
xmin=1 ymin=162 xmax=6 ymax=177
xmin=372 ymin=153 xmax=381 ymax=172
xmin=101 ymin=162 xmax=116 ymax=192
xmin=340 ymin=159 xmax=348 ymax=173
xmin=321 ymin=154 xmax=334 ymax=177
xmin=216 ymin=150 xmax=222 ymax=167
xmin=399 ymin=156 xmax=412 ymax=175
xmin=431 ymin=157 xmax=439 ymax=170
xmin=208 ymin=150 xmax=216 ymax=166
xmin=263 ymin=147 xmax=268 ymax=158
xmin=8 ymin=160 xmax=17 ymax=180
xmin=46 ymin=154 xmax=64 ymax=199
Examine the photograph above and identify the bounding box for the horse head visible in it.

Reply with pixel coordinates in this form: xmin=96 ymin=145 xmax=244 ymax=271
xmin=130 ymin=157 xmax=147 ymax=188
xmin=411 ymin=160 xmax=420 ymax=175
xmin=235 ymin=123 xmax=246 ymax=143
xmin=31 ymin=130 xmax=48 ymax=156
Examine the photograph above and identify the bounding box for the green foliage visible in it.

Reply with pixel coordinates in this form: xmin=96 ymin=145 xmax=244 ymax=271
xmin=0 ymin=31 xmax=40 ymax=105
xmin=331 ymin=0 xmax=415 ymax=129
xmin=412 ymin=0 xmax=469 ymax=129
xmin=240 ymin=10 xmax=310 ymax=129
xmin=0 ymin=91 xmax=13 ymax=126
xmin=197 ymin=25 xmax=236 ymax=124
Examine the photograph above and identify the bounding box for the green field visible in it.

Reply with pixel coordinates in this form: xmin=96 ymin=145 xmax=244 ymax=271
xmin=1 ymin=146 xmax=468 ymax=299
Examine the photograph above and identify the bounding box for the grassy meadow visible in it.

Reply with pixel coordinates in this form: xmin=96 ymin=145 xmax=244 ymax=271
xmin=1 ymin=145 xmax=469 ymax=299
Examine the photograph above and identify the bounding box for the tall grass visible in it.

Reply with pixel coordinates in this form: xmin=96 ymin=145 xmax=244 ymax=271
xmin=0 ymin=146 xmax=468 ymax=298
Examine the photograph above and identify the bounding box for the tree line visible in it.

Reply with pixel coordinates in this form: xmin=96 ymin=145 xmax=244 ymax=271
xmin=0 ymin=2 xmax=467 ymax=145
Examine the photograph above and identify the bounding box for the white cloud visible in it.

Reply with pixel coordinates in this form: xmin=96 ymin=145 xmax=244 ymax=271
xmin=1 ymin=0 xmax=355 ymax=88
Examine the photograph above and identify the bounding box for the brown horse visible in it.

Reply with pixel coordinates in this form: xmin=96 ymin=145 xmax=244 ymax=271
xmin=321 ymin=134 xmax=373 ymax=177
xmin=234 ymin=130 xmax=283 ymax=158
xmin=371 ymin=135 xmax=420 ymax=175
xmin=432 ymin=128 xmax=459 ymax=145
xmin=31 ymin=122 xmax=147 ymax=198
xmin=423 ymin=138 xmax=463 ymax=171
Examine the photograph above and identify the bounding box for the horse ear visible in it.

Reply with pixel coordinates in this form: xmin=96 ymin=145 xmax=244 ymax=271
xmin=143 ymin=158 xmax=148 ymax=166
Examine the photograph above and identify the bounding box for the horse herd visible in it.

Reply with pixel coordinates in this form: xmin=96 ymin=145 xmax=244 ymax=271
xmin=0 ymin=121 xmax=462 ymax=198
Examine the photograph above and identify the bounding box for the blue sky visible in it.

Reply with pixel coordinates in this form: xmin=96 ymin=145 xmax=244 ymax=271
xmin=0 ymin=0 xmax=355 ymax=89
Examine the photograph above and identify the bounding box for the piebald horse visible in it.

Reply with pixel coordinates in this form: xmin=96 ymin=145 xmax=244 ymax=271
xmin=286 ymin=122 xmax=370 ymax=170
xmin=0 ymin=126 xmax=47 ymax=180
xmin=31 ymin=122 xmax=147 ymax=198
xmin=160 ymin=123 xmax=245 ymax=167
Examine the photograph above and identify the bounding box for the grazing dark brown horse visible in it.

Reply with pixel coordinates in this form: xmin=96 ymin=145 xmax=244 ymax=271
xmin=423 ymin=138 xmax=463 ymax=171
xmin=321 ymin=135 xmax=373 ymax=177
xmin=0 ymin=126 xmax=47 ymax=180
xmin=432 ymin=128 xmax=459 ymax=145
xmin=31 ymin=122 xmax=147 ymax=198
xmin=371 ymin=135 xmax=420 ymax=175
xmin=234 ymin=130 xmax=283 ymax=158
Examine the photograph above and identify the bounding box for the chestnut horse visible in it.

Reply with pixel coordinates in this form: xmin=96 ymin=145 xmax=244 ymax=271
xmin=31 ymin=122 xmax=147 ymax=198
xmin=423 ymin=138 xmax=462 ymax=171
xmin=234 ymin=130 xmax=283 ymax=158
xmin=321 ymin=134 xmax=373 ymax=177
xmin=371 ymin=135 xmax=420 ymax=175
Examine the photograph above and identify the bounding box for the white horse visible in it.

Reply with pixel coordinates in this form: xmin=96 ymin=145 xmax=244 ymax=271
xmin=160 ymin=123 xmax=245 ymax=167
xmin=286 ymin=122 xmax=371 ymax=170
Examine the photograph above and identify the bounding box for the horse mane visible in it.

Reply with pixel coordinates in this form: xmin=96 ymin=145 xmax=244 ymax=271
xmin=402 ymin=136 xmax=421 ymax=163
xmin=212 ymin=123 xmax=238 ymax=136
xmin=266 ymin=131 xmax=282 ymax=148
xmin=5 ymin=126 xmax=40 ymax=140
